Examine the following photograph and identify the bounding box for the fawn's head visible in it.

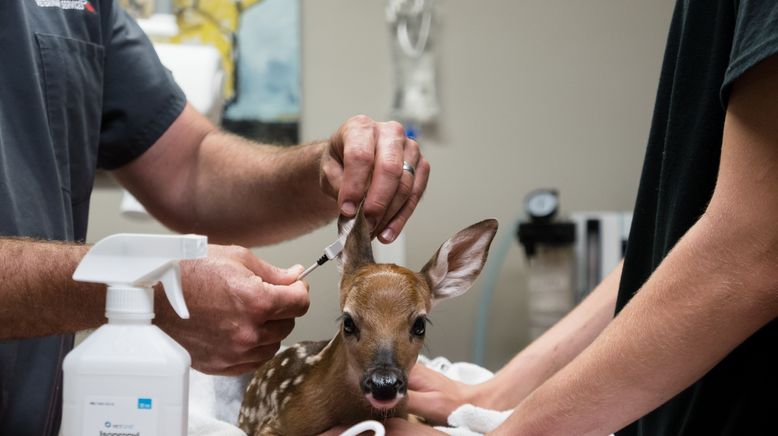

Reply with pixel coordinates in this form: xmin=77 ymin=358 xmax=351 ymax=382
xmin=335 ymin=209 xmax=498 ymax=411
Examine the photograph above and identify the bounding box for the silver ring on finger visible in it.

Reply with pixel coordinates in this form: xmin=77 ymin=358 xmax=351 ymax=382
xmin=402 ymin=160 xmax=416 ymax=177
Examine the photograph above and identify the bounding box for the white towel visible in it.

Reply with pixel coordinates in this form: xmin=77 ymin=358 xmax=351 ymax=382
xmin=416 ymin=355 xmax=495 ymax=385
xmin=435 ymin=404 xmax=512 ymax=435
xmin=188 ymin=369 xmax=249 ymax=436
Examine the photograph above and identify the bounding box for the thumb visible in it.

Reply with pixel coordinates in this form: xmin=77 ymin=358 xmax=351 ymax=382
xmin=409 ymin=363 xmax=442 ymax=391
xmin=246 ymin=256 xmax=304 ymax=285
xmin=408 ymin=391 xmax=450 ymax=426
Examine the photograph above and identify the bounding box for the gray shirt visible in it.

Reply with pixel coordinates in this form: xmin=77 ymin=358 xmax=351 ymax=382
xmin=0 ymin=1 xmax=185 ymax=434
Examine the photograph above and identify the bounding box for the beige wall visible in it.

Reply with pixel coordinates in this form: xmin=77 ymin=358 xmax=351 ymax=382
xmin=88 ymin=0 xmax=675 ymax=371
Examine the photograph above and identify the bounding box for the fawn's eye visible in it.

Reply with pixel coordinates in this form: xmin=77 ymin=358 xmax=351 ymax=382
xmin=342 ymin=314 xmax=358 ymax=336
xmin=411 ymin=317 xmax=426 ymax=337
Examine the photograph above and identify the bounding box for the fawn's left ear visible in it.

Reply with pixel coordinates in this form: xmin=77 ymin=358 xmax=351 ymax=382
xmin=421 ymin=219 xmax=498 ymax=304
xmin=337 ymin=204 xmax=374 ymax=278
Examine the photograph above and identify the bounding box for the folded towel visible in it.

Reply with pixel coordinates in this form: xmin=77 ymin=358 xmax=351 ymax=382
xmin=435 ymin=404 xmax=512 ymax=435
xmin=189 ymin=369 xmax=249 ymax=436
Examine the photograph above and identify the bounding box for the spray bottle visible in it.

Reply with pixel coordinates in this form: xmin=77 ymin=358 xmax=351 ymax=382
xmin=62 ymin=233 xmax=207 ymax=436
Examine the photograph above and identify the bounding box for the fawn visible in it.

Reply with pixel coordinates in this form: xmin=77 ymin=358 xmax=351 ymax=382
xmin=238 ymin=209 xmax=498 ymax=435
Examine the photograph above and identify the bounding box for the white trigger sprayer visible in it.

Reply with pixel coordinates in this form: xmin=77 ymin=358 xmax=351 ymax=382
xmin=72 ymin=233 xmax=207 ymax=319
xmin=62 ymin=233 xmax=208 ymax=436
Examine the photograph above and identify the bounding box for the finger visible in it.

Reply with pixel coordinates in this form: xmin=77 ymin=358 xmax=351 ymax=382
xmin=407 ymin=391 xmax=450 ymax=426
xmin=317 ymin=426 xmax=348 ymax=436
xmin=258 ymin=281 xmax=311 ymax=320
xmin=408 ymin=362 xmax=441 ymax=390
xmin=244 ymin=342 xmax=282 ymax=364
xmin=221 ymin=343 xmax=282 ymax=375
xmin=375 ymin=138 xmax=420 ymax=241
xmin=383 ymin=417 xmax=445 ymax=435
xmin=241 ymin=251 xmax=304 ymax=285
xmin=379 ymin=156 xmax=430 ymax=241
xmin=363 ymin=121 xmax=407 ymax=231
xmin=320 ymin=151 xmax=344 ymax=200
xmin=233 ymin=318 xmax=296 ymax=350
xmin=255 ymin=318 xmax=296 ymax=345
xmin=219 ymin=362 xmax=263 ymax=376
xmin=336 ymin=115 xmax=377 ymax=216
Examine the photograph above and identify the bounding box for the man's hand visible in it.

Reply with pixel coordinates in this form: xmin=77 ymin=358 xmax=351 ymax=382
xmin=407 ymin=364 xmax=475 ymax=425
xmin=319 ymin=419 xmax=445 ymax=436
xmin=383 ymin=418 xmax=447 ymax=435
xmin=155 ymin=245 xmax=309 ymax=375
xmin=321 ymin=115 xmax=430 ymax=243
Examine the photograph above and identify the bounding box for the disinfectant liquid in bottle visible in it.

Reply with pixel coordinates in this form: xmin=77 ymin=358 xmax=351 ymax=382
xmin=62 ymin=234 xmax=207 ymax=436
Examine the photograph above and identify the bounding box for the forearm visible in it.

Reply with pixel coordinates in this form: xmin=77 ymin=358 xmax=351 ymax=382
xmin=115 ymin=105 xmax=338 ymax=246
xmin=178 ymin=131 xmax=337 ymax=245
xmin=0 ymin=238 xmax=103 ymax=339
xmin=115 ymin=106 xmax=427 ymax=247
xmin=479 ymin=262 xmax=621 ymax=410
xmin=496 ymin=211 xmax=778 ymax=435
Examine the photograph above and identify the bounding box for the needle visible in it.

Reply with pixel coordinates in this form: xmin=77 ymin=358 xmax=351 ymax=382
xmin=297 ymin=218 xmax=355 ymax=280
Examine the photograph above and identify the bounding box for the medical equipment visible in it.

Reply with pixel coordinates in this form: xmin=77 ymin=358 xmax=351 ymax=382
xmin=386 ymin=0 xmax=440 ymax=131
xmin=517 ymin=192 xmax=631 ymax=339
xmin=517 ymin=190 xmax=577 ymax=339
xmin=63 ymin=234 xmax=208 ymax=436
xmin=571 ymin=212 xmax=632 ymax=302
xmin=474 ymin=190 xmax=631 ymax=364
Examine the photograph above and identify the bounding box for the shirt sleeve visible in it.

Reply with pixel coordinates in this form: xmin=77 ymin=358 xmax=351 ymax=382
xmin=97 ymin=4 xmax=186 ymax=170
xmin=721 ymin=1 xmax=778 ymax=105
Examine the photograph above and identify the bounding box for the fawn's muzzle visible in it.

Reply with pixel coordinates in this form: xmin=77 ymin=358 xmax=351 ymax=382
xmin=361 ymin=367 xmax=407 ymax=406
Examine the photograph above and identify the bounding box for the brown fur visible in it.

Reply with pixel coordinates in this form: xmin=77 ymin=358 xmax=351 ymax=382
xmin=238 ymin=211 xmax=498 ymax=436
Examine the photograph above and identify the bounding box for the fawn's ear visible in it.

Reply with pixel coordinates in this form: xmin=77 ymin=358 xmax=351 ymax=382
xmin=421 ymin=219 xmax=498 ymax=304
xmin=337 ymin=204 xmax=374 ymax=277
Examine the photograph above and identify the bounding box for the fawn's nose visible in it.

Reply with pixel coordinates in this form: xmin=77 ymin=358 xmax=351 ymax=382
xmin=362 ymin=369 xmax=406 ymax=401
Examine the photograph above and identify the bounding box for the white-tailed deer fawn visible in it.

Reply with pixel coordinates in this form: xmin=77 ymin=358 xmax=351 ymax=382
xmin=238 ymin=209 xmax=498 ymax=435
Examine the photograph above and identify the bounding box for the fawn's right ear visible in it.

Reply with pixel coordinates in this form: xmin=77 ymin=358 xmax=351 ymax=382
xmin=421 ymin=219 xmax=498 ymax=304
xmin=337 ymin=204 xmax=374 ymax=278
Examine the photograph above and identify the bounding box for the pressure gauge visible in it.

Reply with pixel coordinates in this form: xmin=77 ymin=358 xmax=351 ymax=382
xmin=524 ymin=189 xmax=559 ymax=222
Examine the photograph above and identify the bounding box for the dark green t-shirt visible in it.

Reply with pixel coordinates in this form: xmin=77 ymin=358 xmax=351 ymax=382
xmin=616 ymin=1 xmax=778 ymax=434
xmin=0 ymin=1 xmax=185 ymax=435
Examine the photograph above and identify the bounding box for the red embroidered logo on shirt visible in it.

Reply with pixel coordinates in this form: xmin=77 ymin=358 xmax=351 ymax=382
xmin=35 ymin=0 xmax=96 ymax=14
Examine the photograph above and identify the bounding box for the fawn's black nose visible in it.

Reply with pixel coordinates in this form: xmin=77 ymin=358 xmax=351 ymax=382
xmin=362 ymin=369 xmax=406 ymax=400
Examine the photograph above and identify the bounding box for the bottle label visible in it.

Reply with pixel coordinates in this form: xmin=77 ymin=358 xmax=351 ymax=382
xmin=84 ymin=395 xmax=158 ymax=436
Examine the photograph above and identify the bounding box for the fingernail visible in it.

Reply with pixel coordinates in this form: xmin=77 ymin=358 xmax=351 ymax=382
xmin=341 ymin=201 xmax=356 ymax=216
xmin=381 ymin=228 xmax=395 ymax=242
xmin=287 ymin=264 xmax=304 ymax=274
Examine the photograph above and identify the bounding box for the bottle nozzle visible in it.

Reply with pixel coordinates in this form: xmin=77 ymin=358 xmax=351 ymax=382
xmin=74 ymin=234 xmax=208 ymax=319
xmin=160 ymin=263 xmax=189 ymax=319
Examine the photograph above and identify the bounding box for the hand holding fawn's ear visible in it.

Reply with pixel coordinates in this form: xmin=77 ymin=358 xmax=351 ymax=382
xmin=321 ymin=115 xmax=430 ymax=243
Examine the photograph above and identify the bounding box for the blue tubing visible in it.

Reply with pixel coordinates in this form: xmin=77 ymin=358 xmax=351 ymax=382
xmin=472 ymin=217 xmax=520 ymax=367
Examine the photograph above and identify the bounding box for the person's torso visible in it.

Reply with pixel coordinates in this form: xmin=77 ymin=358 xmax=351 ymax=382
xmin=0 ymin=2 xmax=113 ymax=435
xmin=616 ymin=1 xmax=778 ymax=434
xmin=0 ymin=0 xmax=112 ymax=242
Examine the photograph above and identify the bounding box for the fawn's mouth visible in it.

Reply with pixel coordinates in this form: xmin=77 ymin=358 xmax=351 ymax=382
xmin=360 ymin=367 xmax=408 ymax=411
xmin=365 ymin=392 xmax=405 ymax=410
